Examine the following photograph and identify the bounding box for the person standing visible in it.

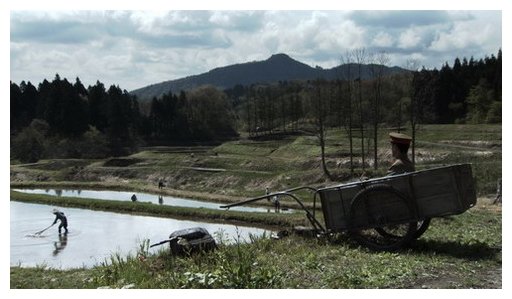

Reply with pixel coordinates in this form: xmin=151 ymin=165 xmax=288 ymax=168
xmin=52 ymin=209 xmax=68 ymax=235
xmin=387 ymin=132 xmax=415 ymax=175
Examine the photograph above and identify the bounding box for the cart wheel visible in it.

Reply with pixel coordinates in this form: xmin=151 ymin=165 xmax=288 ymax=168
xmin=348 ymin=184 xmax=417 ymax=251
xmin=376 ymin=218 xmax=431 ymax=239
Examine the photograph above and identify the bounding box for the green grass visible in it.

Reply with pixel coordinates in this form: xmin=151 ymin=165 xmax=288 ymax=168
xmin=10 ymin=190 xmax=311 ymax=229
xmin=10 ymin=124 xmax=502 ymax=288
xmin=10 ymin=203 xmax=501 ymax=289
xmin=11 ymin=124 xmax=501 ymax=198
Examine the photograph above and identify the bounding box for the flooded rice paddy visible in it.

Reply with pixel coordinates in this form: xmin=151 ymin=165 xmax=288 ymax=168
xmin=13 ymin=188 xmax=292 ymax=213
xmin=10 ymin=201 xmax=270 ymax=269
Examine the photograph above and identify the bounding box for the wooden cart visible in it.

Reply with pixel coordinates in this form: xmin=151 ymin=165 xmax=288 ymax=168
xmin=221 ymin=164 xmax=477 ymax=251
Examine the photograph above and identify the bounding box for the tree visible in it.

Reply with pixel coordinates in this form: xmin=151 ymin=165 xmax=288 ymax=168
xmin=369 ymin=51 xmax=389 ymax=169
xmin=307 ymin=79 xmax=333 ymax=180
xmin=105 ymin=85 xmax=136 ymax=155
xmin=186 ymin=86 xmax=237 ymax=140
xmin=403 ymin=59 xmax=421 ymax=164
xmin=10 ymin=82 xmax=22 ymax=133
xmin=466 ymin=79 xmax=495 ymax=124
xmin=340 ymin=52 xmax=355 ymax=175
xmin=88 ymin=81 xmax=108 ymax=132
xmin=11 ymin=119 xmax=49 ymax=163
xmin=353 ymin=48 xmax=367 ymax=171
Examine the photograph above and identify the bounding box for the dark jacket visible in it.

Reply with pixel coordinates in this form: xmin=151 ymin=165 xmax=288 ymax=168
xmin=53 ymin=212 xmax=67 ymax=225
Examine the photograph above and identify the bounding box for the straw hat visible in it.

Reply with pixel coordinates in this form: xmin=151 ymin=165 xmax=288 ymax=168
xmin=52 ymin=208 xmax=59 ymax=214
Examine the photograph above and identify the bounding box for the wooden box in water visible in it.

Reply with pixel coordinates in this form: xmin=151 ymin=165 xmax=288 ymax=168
xmin=318 ymin=164 xmax=477 ymax=231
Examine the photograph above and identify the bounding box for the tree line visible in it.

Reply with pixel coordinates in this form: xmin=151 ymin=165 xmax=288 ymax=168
xmin=11 ymin=76 xmax=237 ymax=162
xmin=11 ymin=50 xmax=501 ymax=167
xmin=225 ymin=49 xmax=501 ymax=176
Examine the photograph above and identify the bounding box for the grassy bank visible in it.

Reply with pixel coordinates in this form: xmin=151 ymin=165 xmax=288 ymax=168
xmin=10 ymin=190 xmax=310 ymax=229
xmin=11 ymin=124 xmax=501 ymax=200
xmin=10 ymin=202 xmax=501 ymax=289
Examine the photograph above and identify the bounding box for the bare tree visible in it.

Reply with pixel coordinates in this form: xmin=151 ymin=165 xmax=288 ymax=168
xmin=369 ymin=51 xmax=390 ymax=169
xmin=309 ymin=79 xmax=333 ymax=180
xmin=354 ymin=48 xmax=367 ymax=172
xmin=340 ymin=52 xmax=354 ymax=175
xmin=403 ymin=59 xmax=421 ymax=164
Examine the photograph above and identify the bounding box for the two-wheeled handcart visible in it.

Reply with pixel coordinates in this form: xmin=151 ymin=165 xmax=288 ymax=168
xmin=221 ymin=164 xmax=477 ymax=251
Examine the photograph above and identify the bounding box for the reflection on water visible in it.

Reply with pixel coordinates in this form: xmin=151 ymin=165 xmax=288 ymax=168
xmin=52 ymin=234 xmax=68 ymax=256
xmin=10 ymin=201 xmax=269 ymax=269
xmin=14 ymin=188 xmax=294 ymax=213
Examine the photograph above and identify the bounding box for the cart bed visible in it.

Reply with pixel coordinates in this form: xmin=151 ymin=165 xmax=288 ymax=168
xmin=318 ymin=164 xmax=477 ymax=231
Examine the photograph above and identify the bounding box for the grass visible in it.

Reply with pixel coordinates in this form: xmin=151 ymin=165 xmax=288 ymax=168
xmin=11 ymin=124 xmax=501 ymax=198
xmin=9 ymin=190 xmax=310 ymax=229
xmin=10 ymin=203 xmax=501 ymax=289
xmin=10 ymin=123 xmax=502 ymax=288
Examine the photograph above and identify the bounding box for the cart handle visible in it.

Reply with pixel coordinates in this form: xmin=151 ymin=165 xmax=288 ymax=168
xmin=219 ymin=185 xmax=318 ymax=209
xmin=220 ymin=186 xmax=326 ymax=233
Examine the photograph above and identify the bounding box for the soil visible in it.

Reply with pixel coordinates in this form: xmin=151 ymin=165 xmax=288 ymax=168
xmin=403 ymin=264 xmax=501 ymax=289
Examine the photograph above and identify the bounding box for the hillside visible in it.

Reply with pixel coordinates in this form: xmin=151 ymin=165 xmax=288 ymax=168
xmin=130 ymin=53 xmax=407 ymax=100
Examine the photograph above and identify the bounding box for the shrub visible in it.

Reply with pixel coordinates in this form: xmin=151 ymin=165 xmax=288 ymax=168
xmin=11 ymin=126 xmax=45 ymax=163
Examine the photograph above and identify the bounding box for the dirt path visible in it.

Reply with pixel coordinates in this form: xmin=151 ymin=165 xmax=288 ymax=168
xmin=404 ymin=264 xmax=501 ymax=289
xmin=418 ymin=141 xmax=501 ymax=152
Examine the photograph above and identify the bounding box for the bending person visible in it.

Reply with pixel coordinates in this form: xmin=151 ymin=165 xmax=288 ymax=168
xmin=52 ymin=209 xmax=68 ymax=235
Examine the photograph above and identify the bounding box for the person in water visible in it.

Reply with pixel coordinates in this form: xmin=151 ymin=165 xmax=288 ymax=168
xmin=52 ymin=208 xmax=68 ymax=235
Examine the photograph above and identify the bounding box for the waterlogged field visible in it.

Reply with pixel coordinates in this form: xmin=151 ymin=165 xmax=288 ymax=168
xmin=10 ymin=202 xmax=501 ymax=289
xmin=11 ymin=201 xmax=270 ymax=269
xmin=13 ymin=188 xmax=292 ymax=213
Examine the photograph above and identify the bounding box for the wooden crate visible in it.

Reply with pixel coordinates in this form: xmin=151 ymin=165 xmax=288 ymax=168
xmin=318 ymin=164 xmax=477 ymax=231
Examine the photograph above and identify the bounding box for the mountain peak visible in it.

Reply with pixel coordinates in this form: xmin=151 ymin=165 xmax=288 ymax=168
xmin=267 ymin=53 xmax=292 ymax=61
xmin=130 ymin=54 xmax=406 ymax=100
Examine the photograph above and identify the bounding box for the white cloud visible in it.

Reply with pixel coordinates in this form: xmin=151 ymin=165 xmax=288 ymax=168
xmin=398 ymin=27 xmax=422 ymax=49
xmin=9 ymin=10 xmax=503 ymax=90
xmin=430 ymin=12 xmax=501 ymax=53
xmin=372 ymin=31 xmax=394 ymax=47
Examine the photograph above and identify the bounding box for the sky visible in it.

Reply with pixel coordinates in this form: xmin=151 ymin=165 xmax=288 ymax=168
xmin=8 ymin=5 xmax=504 ymax=92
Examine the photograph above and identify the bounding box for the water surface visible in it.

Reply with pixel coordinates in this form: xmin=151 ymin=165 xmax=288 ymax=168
xmin=10 ymin=201 xmax=269 ymax=269
xmin=14 ymin=188 xmax=291 ymax=213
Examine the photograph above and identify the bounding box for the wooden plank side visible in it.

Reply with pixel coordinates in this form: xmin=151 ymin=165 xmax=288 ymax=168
xmin=411 ymin=166 xmax=462 ymax=217
xmin=320 ymin=185 xmax=362 ymax=231
xmin=455 ymin=164 xmax=477 ymax=210
xmin=320 ymin=189 xmax=344 ymax=230
xmin=318 ymin=164 xmax=476 ymax=230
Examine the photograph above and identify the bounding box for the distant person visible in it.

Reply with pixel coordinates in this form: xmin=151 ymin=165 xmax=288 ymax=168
xmin=158 ymin=180 xmax=165 ymax=189
xmin=272 ymin=195 xmax=281 ymax=212
xmin=52 ymin=209 xmax=68 ymax=235
xmin=387 ymin=132 xmax=415 ymax=176
xmin=131 ymin=194 xmax=137 ymax=202
xmin=266 ymin=187 xmax=280 ymax=212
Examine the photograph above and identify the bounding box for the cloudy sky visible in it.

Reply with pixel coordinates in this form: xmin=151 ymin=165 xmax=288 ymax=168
xmin=9 ymin=8 xmax=503 ymax=91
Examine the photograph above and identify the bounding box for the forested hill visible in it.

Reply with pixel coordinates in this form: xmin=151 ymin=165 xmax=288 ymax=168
xmin=130 ymin=53 xmax=406 ymax=100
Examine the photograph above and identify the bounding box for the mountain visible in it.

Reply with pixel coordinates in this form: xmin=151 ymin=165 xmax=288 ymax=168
xmin=130 ymin=53 xmax=407 ymax=100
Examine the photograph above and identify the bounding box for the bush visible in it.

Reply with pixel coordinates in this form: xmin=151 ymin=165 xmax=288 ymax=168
xmin=486 ymin=101 xmax=501 ymax=124
xmin=11 ymin=125 xmax=46 ymax=163
xmin=80 ymin=126 xmax=110 ymax=158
